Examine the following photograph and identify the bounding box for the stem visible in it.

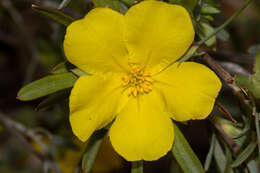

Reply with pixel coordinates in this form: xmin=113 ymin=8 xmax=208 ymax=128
xmin=198 ymin=0 xmax=253 ymax=45
xmin=255 ymin=111 xmax=260 ymax=156
xmin=131 ymin=161 xmax=143 ymax=173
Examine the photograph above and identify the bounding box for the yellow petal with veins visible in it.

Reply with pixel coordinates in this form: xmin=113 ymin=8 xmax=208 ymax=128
xmin=70 ymin=75 xmax=129 ymax=141
xmin=109 ymin=92 xmax=174 ymax=161
xmin=153 ymin=62 xmax=222 ymax=121
xmin=124 ymin=0 xmax=194 ymax=74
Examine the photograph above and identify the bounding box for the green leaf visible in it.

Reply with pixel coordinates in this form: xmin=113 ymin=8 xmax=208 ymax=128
xmin=169 ymin=0 xmax=198 ymax=12
xmin=82 ymin=129 xmax=106 ymax=173
xmin=253 ymin=47 xmax=260 ymax=75
xmin=235 ymin=74 xmax=260 ymax=99
xmin=214 ymin=138 xmax=229 ymax=173
xmin=17 ymin=73 xmax=77 ymax=101
xmin=35 ymin=89 xmax=71 ymax=111
xmin=198 ymin=22 xmax=216 ymax=47
xmin=223 ymin=143 xmax=233 ymax=173
xmin=51 ymin=62 xmax=68 ymax=74
xmin=71 ymin=68 xmax=88 ymax=77
xmin=204 ymin=133 xmax=216 ymax=171
xmin=131 ymin=161 xmax=143 ymax=173
xmin=255 ymin=112 xmax=260 ymax=156
xmin=217 ymin=29 xmax=230 ymax=41
xmin=32 ymin=4 xmax=75 ymax=26
xmin=231 ymin=141 xmax=258 ymax=167
xmin=178 ymin=45 xmax=199 ymax=63
xmin=172 ymin=123 xmax=204 ymax=173
xmin=213 ymin=116 xmax=246 ymax=147
xmin=247 ymin=159 xmax=260 ymax=173
xmin=93 ymin=0 xmax=120 ymax=11
xmin=201 ymin=4 xmax=220 ymax=14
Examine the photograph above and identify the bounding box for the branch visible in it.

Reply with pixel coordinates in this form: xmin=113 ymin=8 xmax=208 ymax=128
xmin=0 ymin=112 xmax=62 ymax=173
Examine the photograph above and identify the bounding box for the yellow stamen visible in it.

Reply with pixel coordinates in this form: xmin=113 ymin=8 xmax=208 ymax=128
xmin=122 ymin=63 xmax=153 ymax=97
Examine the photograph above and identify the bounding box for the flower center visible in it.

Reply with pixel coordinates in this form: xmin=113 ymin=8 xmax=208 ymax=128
xmin=122 ymin=63 xmax=153 ymax=97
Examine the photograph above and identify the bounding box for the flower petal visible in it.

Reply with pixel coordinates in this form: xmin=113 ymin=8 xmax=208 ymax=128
xmin=153 ymin=62 xmax=222 ymax=121
xmin=124 ymin=0 xmax=194 ymax=74
xmin=64 ymin=8 xmax=128 ymax=74
xmin=109 ymin=92 xmax=174 ymax=161
xmin=70 ymin=75 xmax=128 ymax=141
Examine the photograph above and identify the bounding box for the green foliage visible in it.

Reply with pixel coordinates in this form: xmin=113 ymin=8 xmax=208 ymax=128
xmin=231 ymin=140 xmax=258 ymax=168
xmin=17 ymin=73 xmax=77 ymax=101
xmin=32 ymin=4 xmax=75 ymax=26
xmin=93 ymin=0 xmax=121 ymax=11
xmin=131 ymin=161 xmax=143 ymax=173
xmin=169 ymin=0 xmax=198 ymax=12
xmin=35 ymin=89 xmax=71 ymax=111
xmin=82 ymin=129 xmax=107 ymax=173
xmin=172 ymin=124 xmax=204 ymax=173
xmin=235 ymin=46 xmax=260 ymax=99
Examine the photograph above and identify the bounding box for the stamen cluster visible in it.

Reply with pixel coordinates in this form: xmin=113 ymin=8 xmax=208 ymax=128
xmin=122 ymin=64 xmax=153 ymax=97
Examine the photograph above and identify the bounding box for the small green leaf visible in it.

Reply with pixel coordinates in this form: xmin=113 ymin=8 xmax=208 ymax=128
xmin=204 ymin=133 xmax=216 ymax=171
xmin=17 ymin=73 xmax=77 ymax=101
xmin=247 ymin=159 xmax=260 ymax=173
xmin=36 ymin=89 xmax=71 ymax=111
xmin=71 ymin=68 xmax=88 ymax=77
xmin=93 ymin=0 xmax=120 ymax=11
xmin=32 ymin=4 xmax=75 ymax=26
xmin=231 ymin=141 xmax=258 ymax=167
xmin=51 ymin=62 xmax=68 ymax=74
xmin=169 ymin=0 xmax=198 ymax=12
xmin=214 ymin=138 xmax=228 ymax=173
xmin=58 ymin=0 xmax=71 ymax=10
xmin=254 ymin=47 xmax=260 ymax=75
xmin=201 ymin=4 xmax=220 ymax=14
xmin=235 ymin=74 xmax=260 ymax=99
xmin=82 ymin=129 xmax=106 ymax=173
xmin=217 ymin=29 xmax=230 ymax=41
xmin=131 ymin=161 xmax=143 ymax=173
xmin=172 ymin=123 xmax=204 ymax=173
xmin=198 ymin=22 xmax=216 ymax=47
xmin=178 ymin=45 xmax=199 ymax=63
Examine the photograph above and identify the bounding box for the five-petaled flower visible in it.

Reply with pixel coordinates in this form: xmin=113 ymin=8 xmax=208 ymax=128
xmin=64 ymin=0 xmax=222 ymax=161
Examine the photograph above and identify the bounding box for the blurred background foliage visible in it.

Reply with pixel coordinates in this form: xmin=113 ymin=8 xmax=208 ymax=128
xmin=0 ymin=0 xmax=260 ymax=173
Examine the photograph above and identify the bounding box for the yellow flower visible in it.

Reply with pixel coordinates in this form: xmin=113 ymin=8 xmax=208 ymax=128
xmin=63 ymin=0 xmax=222 ymax=161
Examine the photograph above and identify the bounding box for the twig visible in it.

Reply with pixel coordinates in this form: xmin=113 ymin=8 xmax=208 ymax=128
xmin=0 ymin=112 xmax=62 ymax=173
xmin=198 ymin=0 xmax=253 ymax=45
xmin=216 ymin=102 xmax=237 ymax=123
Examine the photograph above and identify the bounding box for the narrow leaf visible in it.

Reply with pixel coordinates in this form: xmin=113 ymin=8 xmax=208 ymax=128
xmin=231 ymin=141 xmax=258 ymax=167
xmin=82 ymin=129 xmax=106 ymax=173
xmin=71 ymin=68 xmax=88 ymax=77
xmin=253 ymin=46 xmax=260 ymax=74
xmin=131 ymin=161 xmax=143 ymax=173
xmin=247 ymin=159 xmax=260 ymax=173
xmin=32 ymin=4 xmax=75 ymax=26
xmin=169 ymin=0 xmax=198 ymax=12
xmin=204 ymin=133 xmax=216 ymax=171
xmin=201 ymin=5 xmax=220 ymax=14
xmin=214 ymin=138 xmax=228 ymax=173
xmin=17 ymin=73 xmax=77 ymax=101
xmin=51 ymin=62 xmax=68 ymax=74
xmin=172 ymin=123 xmax=204 ymax=173
xmin=35 ymin=89 xmax=71 ymax=111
